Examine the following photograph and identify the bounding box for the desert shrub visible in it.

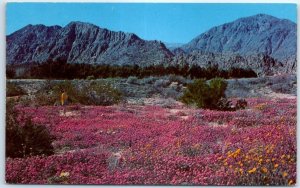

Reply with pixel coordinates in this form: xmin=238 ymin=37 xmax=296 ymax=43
xmin=270 ymin=83 xmax=294 ymax=94
xmin=154 ymin=79 xmax=170 ymax=88
xmin=34 ymin=80 xmax=79 ymax=106
xmin=140 ymin=76 xmax=157 ymax=85
xmin=167 ymin=75 xmax=188 ymax=85
xmin=247 ymin=77 xmax=267 ymax=85
xmin=180 ymin=79 xmax=211 ymax=108
xmin=86 ymin=75 xmax=95 ymax=80
xmin=216 ymin=97 xmax=234 ymax=111
xmin=216 ymin=98 xmax=248 ymax=111
xmin=180 ymin=78 xmax=228 ymax=109
xmin=6 ymin=99 xmax=23 ymax=157
xmin=52 ymin=81 xmax=81 ymax=103
xmin=126 ymin=76 xmax=138 ymax=84
xmin=6 ymin=82 xmax=26 ymax=97
xmin=235 ymin=99 xmax=248 ymax=110
xmin=6 ymin=100 xmax=54 ymax=158
xmin=208 ymin=78 xmax=228 ymax=107
xmin=162 ymin=88 xmax=181 ymax=99
xmin=33 ymin=80 xmax=123 ymax=106
xmin=80 ymin=81 xmax=123 ymax=105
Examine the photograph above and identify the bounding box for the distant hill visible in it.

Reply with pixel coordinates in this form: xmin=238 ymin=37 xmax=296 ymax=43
xmin=6 ymin=21 xmax=173 ymax=66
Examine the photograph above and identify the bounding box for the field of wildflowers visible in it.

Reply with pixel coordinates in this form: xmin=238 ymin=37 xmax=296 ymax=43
xmin=6 ymin=97 xmax=296 ymax=185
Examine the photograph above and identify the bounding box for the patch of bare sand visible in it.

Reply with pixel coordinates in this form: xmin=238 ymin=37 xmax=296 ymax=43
xmin=208 ymin=122 xmax=228 ymax=128
xmin=255 ymin=87 xmax=296 ymax=99
xmin=143 ymin=97 xmax=183 ymax=107
xmin=59 ymin=110 xmax=80 ymax=117
xmin=167 ymin=108 xmax=193 ymax=120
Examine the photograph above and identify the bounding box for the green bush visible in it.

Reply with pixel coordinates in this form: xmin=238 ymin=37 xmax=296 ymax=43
xmin=180 ymin=79 xmax=211 ymax=108
xmin=180 ymin=78 xmax=227 ymax=109
xmin=6 ymin=100 xmax=54 ymax=158
xmin=208 ymin=78 xmax=228 ymax=108
xmin=6 ymin=82 xmax=26 ymax=97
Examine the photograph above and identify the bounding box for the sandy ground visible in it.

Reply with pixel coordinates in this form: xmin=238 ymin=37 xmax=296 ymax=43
xmin=254 ymin=87 xmax=296 ymax=99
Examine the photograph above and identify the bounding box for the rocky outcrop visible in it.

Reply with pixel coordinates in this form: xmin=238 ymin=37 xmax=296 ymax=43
xmin=172 ymin=50 xmax=296 ymax=76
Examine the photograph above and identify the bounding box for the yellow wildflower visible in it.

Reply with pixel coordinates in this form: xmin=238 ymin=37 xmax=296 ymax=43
xmin=266 ymin=159 xmax=270 ymax=163
xmin=274 ymin=164 xmax=279 ymax=168
xmin=282 ymin=172 xmax=288 ymax=177
xmin=239 ymin=168 xmax=244 ymax=174
xmin=248 ymin=167 xmax=257 ymax=174
xmin=272 ymin=158 xmax=276 ymax=162
xmin=59 ymin=172 xmax=70 ymax=178
xmin=281 ymin=154 xmax=285 ymax=159
xmin=288 ymin=180 xmax=294 ymax=185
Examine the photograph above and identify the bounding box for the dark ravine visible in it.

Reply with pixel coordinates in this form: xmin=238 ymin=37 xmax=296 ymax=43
xmin=6 ymin=14 xmax=297 ymax=76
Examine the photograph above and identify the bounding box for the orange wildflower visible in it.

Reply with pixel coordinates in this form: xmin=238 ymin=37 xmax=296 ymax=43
xmin=248 ymin=167 xmax=257 ymax=174
xmin=261 ymin=167 xmax=268 ymax=173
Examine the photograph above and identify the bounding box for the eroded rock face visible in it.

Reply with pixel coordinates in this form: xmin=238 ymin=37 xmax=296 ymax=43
xmin=171 ymin=51 xmax=296 ymax=76
xmin=6 ymin=21 xmax=173 ymax=66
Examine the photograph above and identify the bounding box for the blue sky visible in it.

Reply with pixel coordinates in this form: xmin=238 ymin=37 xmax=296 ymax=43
xmin=6 ymin=3 xmax=297 ymax=43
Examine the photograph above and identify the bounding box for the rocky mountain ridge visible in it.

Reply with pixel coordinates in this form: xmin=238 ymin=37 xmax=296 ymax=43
xmin=6 ymin=14 xmax=297 ymax=76
xmin=7 ymin=21 xmax=173 ymax=67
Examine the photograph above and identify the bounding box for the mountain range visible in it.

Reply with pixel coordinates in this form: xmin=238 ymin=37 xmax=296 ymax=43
xmin=6 ymin=14 xmax=297 ymax=76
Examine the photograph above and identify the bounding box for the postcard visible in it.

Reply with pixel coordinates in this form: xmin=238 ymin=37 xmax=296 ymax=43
xmin=5 ymin=2 xmax=297 ymax=185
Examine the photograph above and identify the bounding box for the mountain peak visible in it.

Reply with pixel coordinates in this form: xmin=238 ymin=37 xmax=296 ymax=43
xmin=182 ymin=14 xmax=296 ymax=62
xmin=249 ymin=13 xmax=277 ymax=19
xmin=65 ymin=21 xmax=98 ymax=28
xmin=7 ymin=21 xmax=173 ymax=66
